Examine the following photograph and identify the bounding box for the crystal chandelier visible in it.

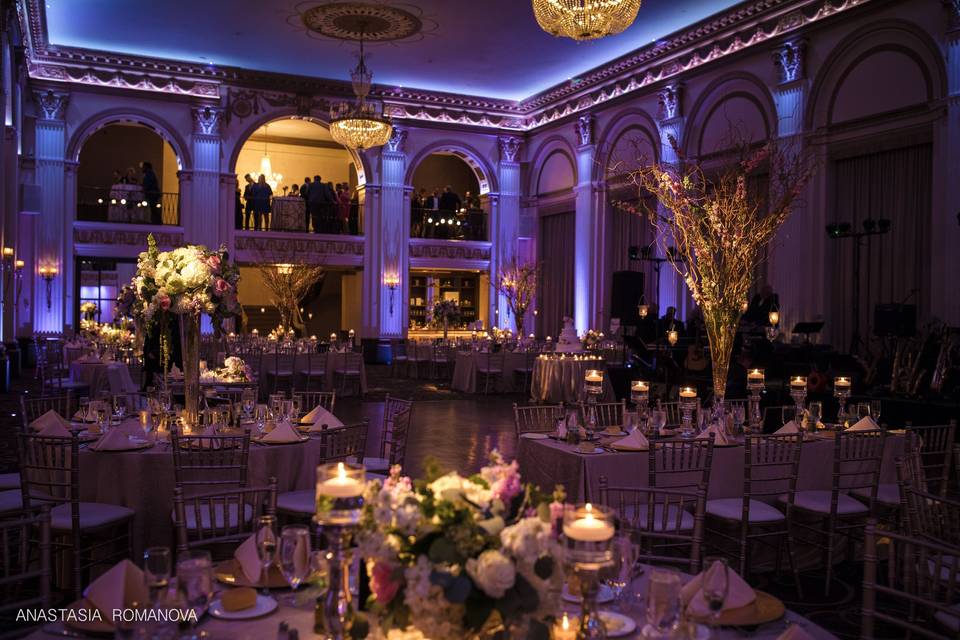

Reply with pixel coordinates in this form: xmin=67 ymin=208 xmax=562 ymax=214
xmin=532 ymin=0 xmax=642 ymax=41
xmin=329 ymin=29 xmax=393 ymax=150
xmin=254 ymin=124 xmax=283 ymax=191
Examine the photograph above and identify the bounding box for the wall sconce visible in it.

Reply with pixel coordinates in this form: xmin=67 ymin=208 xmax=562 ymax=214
xmin=1 ymin=249 xmax=24 ymax=308
xmin=384 ymin=273 xmax=400 ymax=315
xmin=768 ymin=310 xmax=780 ymax=326
xmin=638 ymin=304 xmax=649 ymax=319
xmin=38 ymin=264 xmax=58 ymax=310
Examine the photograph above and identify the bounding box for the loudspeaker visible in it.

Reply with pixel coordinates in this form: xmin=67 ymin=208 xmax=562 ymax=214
xmin=874 ymin=304 xmax=916 ymax=337
xmin=611 ymin=271 xmax=645 ymax=326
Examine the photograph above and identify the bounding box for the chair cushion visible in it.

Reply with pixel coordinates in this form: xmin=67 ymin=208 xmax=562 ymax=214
xmin=782 ymin=490 xmax=869 ymax=515
xmin=706 ymin=498 xmax=785 ymax=523
xmin=277 ymin=490 xmax=316 ymax=515
xmin=298 ymin=369 xmax=326 ymax=377
xmin=477 ymin=368 xmax=503 ymax=374
xmin=623 ymin=504 xmax=695 ymax=532
xmin=363 ymin=456 xmax=391 ymax=473
xmin=851 ymin=483 xmax=900 ymax=506
xmin=172 ymin=503 xmax=253 ymax=530
xmin=335 ymin=369 xmax=361 ymax=375
xmin=0 ymin=472 xmax=20 ymax=490
xmin=267 ymin=370 xmax=293 ymax=377
xmin=52 ymin=502 xmax=135 ymax=530
xmin=0 ymin=490 xmax=23 ymax=513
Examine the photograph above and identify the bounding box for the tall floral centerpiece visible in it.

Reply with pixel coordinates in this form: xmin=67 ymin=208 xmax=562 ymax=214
xmin=130 ymin=235 xmax=241 ymax=426
xmin=432 ymin=299 xmax=461 ymax=341
xmin=622 ymin=136 xmax=813 ymax=399
xmin=352 ymin=452 xmax=564 ymax=639
xmin=494 ymin=260 xmax=538 ymax=336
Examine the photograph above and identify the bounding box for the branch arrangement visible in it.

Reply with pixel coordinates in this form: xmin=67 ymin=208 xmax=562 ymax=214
xmin=256 ymin=254 xmax=325 ymax=335
xmin=494 ymin=260 xmax=539 ymax=335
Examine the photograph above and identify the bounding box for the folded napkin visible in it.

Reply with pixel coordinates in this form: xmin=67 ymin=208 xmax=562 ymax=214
xmin=847 ymin=416 xmax=880 ymax=432
xmin=91 ymin=429 xmax=135 ymax=451
xmin=775 ymin=420 xmax=800 ymax=435
xmin=261 ymin=420 xmax=301 ymax=443
xmin=697 ymin=423 xmax=730 ymax=445
xmin=681 ymin=562 xmax=756 ymax=617
xmin=303 ymin=404 xmax=344 ymax=429
xmin=31 ymin=410 xmax=71 ymax=437
xmin=611 ymin=429 xmax=649 ymax=450
xmin=557 ymin=420 xmax=568 ymax=439
xmin=83 ymin=559 xmax=149 ymax=616
xmin=234 ymin=535 xmax=262 ymax=584
xmin=777 ymin=625 xmax=815 ymax=640
xmin=169 ymin=364 xmax=183 ymax=379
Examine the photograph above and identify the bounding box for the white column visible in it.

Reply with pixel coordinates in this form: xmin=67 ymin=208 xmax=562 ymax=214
xmin=654 ymin=87 xmax=686 ymax=319
xmin=573 ymin=115 xmax=599 ymax=333
xmin=362 ymin=127 xmax=407 ymax=339
xmin=494 ymin=136 xmax=521 ymax=330
xmin=1 ymin=124 xmax=17 ymax=341
xmin=932 ymin=23 xmax=960 ymax=325
xmin=188 ymin=106 xmax=224 ymax=248
xmin=32 ymin=89 xmax=69 ymax=333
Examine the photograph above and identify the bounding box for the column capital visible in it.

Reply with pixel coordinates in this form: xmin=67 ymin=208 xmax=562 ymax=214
xmin=498 ymin=135 xmax=522 ymax=163
xmin=657 ymin=83 xmax=683 ymax=121
xmin=773 ymin=39 xmax=807 ymax=85
xmin=33 ymin=89 xmax=69 ymax=121
xmin=575 ymin=113 xmax=595 ymax=147
xmin=385 ymin=127 xmax=408 ymax=153
xmin=191 ymin=105 xmax=223 ymax=136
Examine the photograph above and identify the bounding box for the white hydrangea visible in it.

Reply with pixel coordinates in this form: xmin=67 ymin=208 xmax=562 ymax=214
xmin=465 ymin=549 xmax=516 ymax=599
xmin=428 ymin=472 xmax=492 ymax=510
xmin=500 ymin=517 xmax=551 ymax=565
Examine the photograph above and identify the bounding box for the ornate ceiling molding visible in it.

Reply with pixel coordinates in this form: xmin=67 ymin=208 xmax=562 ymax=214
xmin=20 ymin=0 xmax=875 ymax=132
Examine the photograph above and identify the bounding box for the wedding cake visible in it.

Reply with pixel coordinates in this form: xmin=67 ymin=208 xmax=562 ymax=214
xmin=556 ymin=316 xmax=582 ymax=353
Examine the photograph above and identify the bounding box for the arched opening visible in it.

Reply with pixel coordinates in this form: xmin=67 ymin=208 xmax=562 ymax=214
xmin=76 ymin=122 xmax=181 ymax=225
xmin=409 ymin=152 xmax=487 ymax=241
xmin=234 ymin=117 xmax=362 ymax=234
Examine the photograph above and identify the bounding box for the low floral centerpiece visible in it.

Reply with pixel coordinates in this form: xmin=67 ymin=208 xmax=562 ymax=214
xmin=581 ymin=329 xmax=603 ymax=351
xmin=80 ymin=301 xmax=98 ymax=321
xmin=200 ymin=356 xmax=253 ymax=384
xmin=432 ymin=299 xmax=461 ymax=340
xmin=349 ymin=452 xmax=565 ymax=639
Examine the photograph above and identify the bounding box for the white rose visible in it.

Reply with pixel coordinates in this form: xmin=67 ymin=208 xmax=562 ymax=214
xmin=466 ymin=549 xmax=515 ymax=598
xmin=180 ymin=260 xmax=209 ymax=289
xmin=500 ymin=517 xmax=551 ymax=565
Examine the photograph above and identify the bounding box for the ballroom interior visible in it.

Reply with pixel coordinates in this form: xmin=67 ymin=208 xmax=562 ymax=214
xmin=0 ymin=0 xmax=959 ymax=639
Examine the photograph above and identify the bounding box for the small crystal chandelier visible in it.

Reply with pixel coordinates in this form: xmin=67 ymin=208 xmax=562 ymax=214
xmin=329 ymin=28 xmax=393 ymax=150
xmin=532 ymin=0 xmax=642 ymax=41
xmin=254 ymin=124 xmax=283 ymax=191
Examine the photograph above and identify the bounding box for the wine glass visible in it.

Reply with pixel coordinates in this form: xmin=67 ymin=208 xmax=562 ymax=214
xmin=176 ymin=550 xmax=213 ymax=638
xmin=652 ymin=409 xmax=667 ymax=435
xmin=870 ymin=399 xmax=882 ymax=423
xmin=255 ymin=515 xmax=278 ymax=596
xmin=143 ymin=546 xmax=171 ymax=607
xmin=808 ymin=401 xmax=823 ymax=432
xmin=857 ymin=403 xmax=871 ymax=421
xmin=241 ymin=388 xmax=256 ymax=421
xmin=291 ymin=395 xmax=303 ymax=421
xmin=280 ymin=399 xmax=295 ymax=423
xmin=603 ymin=535 xmax=637 ymax=608
xmin=279 ymin=525 xmax=311 ymax=605
xmin=159 ymin=389 xmax=172 ymax=414
xmin=781 ymin=406 xmax=797 ymax=428
xmin=644 ymin=568 xmax=682 ymax=637
xmin=78 ymin=396 xmax=91 ymax=422
xmin=702 ymin=557 xmax=730 ymax=626
xmin=113 ymin=394 xmax=127 ymax=421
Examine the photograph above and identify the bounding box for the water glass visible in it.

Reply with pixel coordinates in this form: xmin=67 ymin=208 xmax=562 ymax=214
xmin=857 ymin=403 xmax=871 ymax=421
xmin=644 ymin=568 xmax=682 ymax=637
xmin=291 ymin=395 xmax=303 ymax=420
xmin=808 ymin=401 xmax=822 ymax=430
xmin=176 ymin=550 xmax=213 ymax=630
xmin=113 ymin=395 xmax=127 ymax=421
xmin=652 ymin=410 xmax=667 ymax=434
xmin=870 ymin=399 xmax=882 ymax=423
xmin=159 ymin=389 xmax=173 ymax=414
xmin=702 ymin=557 xmax=730 ymax=624
xmin=279 ymin=526 xmax=311 ymax=605
xmin=143 ymin=546 xmax=171 ymax=606
xmin=241 ymin=388 xmax=256 ymax=420
xmin=255 ymin=515 xmax=278 ymax=596
xmin=281 ymin=399 xmax=295 ymax=423
xmin=604 ymin=535 xmax=637 ymax=608
xmin=781 ymin=406 xmax=797 ymax=427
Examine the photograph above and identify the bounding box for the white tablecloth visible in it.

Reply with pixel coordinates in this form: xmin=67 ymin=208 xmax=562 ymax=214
xmin=69 ymin=359 xmax=137 ymax=395
xmin=107 ymin=183 xmax=148 ymax=223
xmin=451 ymin=350 xmax=536 ymax=393
xmin=530 ymin=356 xmax=615 ymax=404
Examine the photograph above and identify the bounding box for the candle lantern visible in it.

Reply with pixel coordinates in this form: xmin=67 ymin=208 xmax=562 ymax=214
xmin=638 ymin=304 xmax=649 ymax=319
xmin=789 ymin=376 xmax=808 ymax=423
xmin=584 ymin=369 xmax=604 ymax=397
xmin=314 ymin=462 xmax=366 ymax=639
xmin=679 ymin=386 xmax=698 ymax=437
xmin=833 ymin=376 xmax=852 ymax=424
xmin=563 ymin=503 xmax=615 ymax=638
xmin=768 ymin=310 xmax=780 ymax=326
xmin=630 ymin=380 xmax=650 ymax=431
xmin=746 ymin=369 xmax=765 ymax=432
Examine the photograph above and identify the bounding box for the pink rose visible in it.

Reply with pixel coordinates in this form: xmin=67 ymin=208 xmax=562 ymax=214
xmin=491 ymin=472 xmax=522 ymax=504
xmin=370 ymin=562 xmax=401 ymax=605
xmin=156 ymin=293 xmax=171 ymax=310
xmin=214 ymin=278 xmax=231 ymax=294
xmin=206 ymin=255 xmax=221 ymax=270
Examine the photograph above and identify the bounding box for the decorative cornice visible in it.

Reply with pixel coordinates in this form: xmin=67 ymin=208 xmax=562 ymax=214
xmin=233 ymin=233 xmax=364 ymax=259
xmin=33 ymin=88 xmax=69 ymax=120
xmin=657 ymin=83 xmax=683 ymax=121
xmin=773 ymin=39 xmax=806 ymax=84
xmin=408 ymin=239 xmax=492 ymax=262
xmin=191 ymin=105 xmax=223 ymax=136
xmin=498 ymin=136 xmax=522 ymax=163
xmin=575 ymin=114 xmax=594 ymax=146
xmin=21 ymin=0 xmax=875 ymax=132
xmin=74 ymin=225 xmax=184 ymax=248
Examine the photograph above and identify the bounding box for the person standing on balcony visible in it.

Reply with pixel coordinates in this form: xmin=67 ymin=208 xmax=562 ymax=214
xmin=141 ymin=161 xmax=162 ymax=224
xmin=242 ymin=174 xmax=255 ymax=230
xmin=338 ymin=183 xmax=351 ymax=234
xmin=301 ymin=176 xmax=312 ymax=230
xmin=250 ymin=174 xmax=273 ymax=231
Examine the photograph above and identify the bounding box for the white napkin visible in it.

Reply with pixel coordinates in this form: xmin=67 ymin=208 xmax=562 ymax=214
xmin=83 ymin=559 xmax=149 ymax=615
xmin=697 ymin=423 xmax=730 ymax=445
xmin=91 ymin=429 xmax=134 ymax=451
xmin=31 ymin=410 xmax=71 ymax=437
xmin=847 ymin=416 xmax=880 ymax=431
xmin=261 ymin=420 xmax=301 ymax=443
xmin=611 ymin=429 xmax=649 ymax=450
xmin=234 ymin=535 xmax=262 ymax=584
xmin=681 ymin=563 xmax=756 ymax=617
xmin=777 ymin=625 xmax=815 ymax=640
xmin=303 ymin=404 xmax=344 ymax=429
xmin=775 ymin=420 xmax=800 ymax=435
xmin=557 ymin=420 xmax=568 ymax=439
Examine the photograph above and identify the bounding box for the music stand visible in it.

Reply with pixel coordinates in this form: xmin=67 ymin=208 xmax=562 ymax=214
xmin=792 ymin=321 xmax=825 ymax=345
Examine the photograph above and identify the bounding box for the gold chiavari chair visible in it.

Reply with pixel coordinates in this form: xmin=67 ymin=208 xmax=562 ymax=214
xmin=862 ymin=519 xmax=960 ymax=640
xmin=899 ymin=463 xmax=960 ymax=548
xmin=512 ymin=350 xmax=537 ymax=394
xmin=705 ymin=434 xmax=803 ymax=593
xmin=19 ymin=393 xmax=73 ymax=431
xmin=407 ymin=342 xmax=431 ymax=379
xmin=0 ymin=506 xmax=52 ymax=639
xmin=512 ymin=403 xmax=565 ymax=437
xmin=171 ymin=430 xmax=252 ymax=494
xmin=365 ymin=396 xmax=413 ymax=473
xmin=582 ymin=400 xmax=625 ymax=430
xmin=367 ymin=408 xmax=413 ymax=479
xmin=333 ymin=352 xmax=364 ymax=396
xmin=172 ymin=479 xmax=277 ymax=556
xmin=295 ymin=349 xmax=327 ymax=392
xmin=293 ymin=390 xmax=337 ymax=417
xmin=659 ymin=401 xmax=683 ymax=428
xmin=907 ymin=421 xmax=957 ymax=496
xmin=477 ymin=352 xmax=505 ymax=394
xmin=265 ymin=342 xmax=297 ymax=396
xmin=18 ymin=432 xmax=134 ymax=599
xmin=390 ymin=339 xmax=409 ymax=378
xmin=431 ymin=344 xmax=455 ymax=381
xmin=650 ymin=437 xmax=716 ymax=491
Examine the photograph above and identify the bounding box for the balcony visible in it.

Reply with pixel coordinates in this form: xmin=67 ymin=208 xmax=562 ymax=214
xmin=411 ymin=206 xmax=487 ymax=241
xmin=77 ymin=185 xmax=180 ymax=225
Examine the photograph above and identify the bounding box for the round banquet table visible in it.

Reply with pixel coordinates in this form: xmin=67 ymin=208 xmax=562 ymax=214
xmin=69 ymin=359 xmax=137 ymax=396
xmin=530 ymin=355 xmax=615 ymax=404
xmin=76 ymin=419 xmax=326 ymax=556
xmin=451 ymin=350 xmax=535 ymax=393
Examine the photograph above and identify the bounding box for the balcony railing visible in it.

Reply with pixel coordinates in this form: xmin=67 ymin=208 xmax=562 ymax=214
xmin=237 ymin=196 xmax=363 ymax=236
xmin=78 ymin=185 xmax=180 ymax=225
xmin=411 ymin=206 xmax=488 ymax=241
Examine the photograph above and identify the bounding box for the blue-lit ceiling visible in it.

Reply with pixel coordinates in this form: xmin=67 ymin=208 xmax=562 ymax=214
xmin=44 ymin=0 xmax=742 ymax=102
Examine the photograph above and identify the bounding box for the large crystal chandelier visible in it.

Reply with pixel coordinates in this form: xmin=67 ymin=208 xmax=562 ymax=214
xmin=329 ymin=29 xmax=393 ymax=150
xmin=532 ymin=0 xmax=642 ymax=41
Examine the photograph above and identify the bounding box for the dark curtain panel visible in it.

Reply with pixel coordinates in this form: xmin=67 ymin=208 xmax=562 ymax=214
xmin=830 ymin=143 xmax=932 ymax=351
xmin=608 ymin=191 xmax=656 ymax=306
xmin=538 ymin=212 xmax=575 ymax=338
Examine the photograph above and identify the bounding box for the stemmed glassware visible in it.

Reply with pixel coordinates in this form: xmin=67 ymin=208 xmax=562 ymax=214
xmin=702 ymin=557 xmax=730 ymax=627
xmin=651 ymin=409 xmax=667 ymax=436
xmin=279 ymin=525 xmax=311 ymax=606
xmin=603 ymin=535 xmax=637 ymax=609
xmin=781 ymin=406 xmax=798 ymax=429
xmin=143 ymin=546 xmax=171 ymax=607
xmin=644 ymin=568 xmax=682 ymax=638
xmin=159 ymin=388 xmax=173 ymax=415
xmin=255 ymin=515 xmax=278 ymax=597
xmin=176 ymin=550 xmax=213 ymax=639
xmin=870 ymin=399 xmax=882 ymax=423
xmin=113 ymin=395 xmax=127 ymax=422
xmin=241 ymin=388 xmax=256 ymax=422
xmin=807 ymin=401 xmax=823 ymax=433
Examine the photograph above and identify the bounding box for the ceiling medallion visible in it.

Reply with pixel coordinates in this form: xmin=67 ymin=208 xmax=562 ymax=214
xmin=532 ymin=0 xmax=642 ymax=41
xmin=298 ymin=2 xmax=424 ymax=42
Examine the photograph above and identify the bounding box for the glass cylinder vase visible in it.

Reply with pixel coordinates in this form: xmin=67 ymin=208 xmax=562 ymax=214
xmin=179 ymin=312 xmax=201 ymax=429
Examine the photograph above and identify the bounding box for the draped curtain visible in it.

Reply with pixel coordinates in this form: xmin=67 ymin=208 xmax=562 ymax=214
xmin=538 ymin=212 xmax=575 ymax=338
xmin=829 ymin=143 xmax=932 ymax=351
xmin=608 ymin=190 xmax=656 ymax=306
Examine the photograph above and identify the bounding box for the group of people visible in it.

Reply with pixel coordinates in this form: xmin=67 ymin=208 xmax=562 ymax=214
xmin=236 ymin=174 xmax=358 ymax=234
xmin=108 ymin=162 xmax=162 ymax=224
xmin=411 ymin=185 xmax=484 ymax=239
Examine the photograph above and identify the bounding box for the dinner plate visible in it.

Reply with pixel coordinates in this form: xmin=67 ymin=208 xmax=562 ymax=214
xmin=209 ymin=594 xmax=278 ymax=620
xmin=609 ymin=443 xmax=648 ymax=451
xmin=562 ymin=583 xmax=614 ymax=604
xmin=603 ymin=429 xmax=628 ymax=437
xmin=254 ymin=436 xmax=310 ymax=445
xmin=520 ymin=432 xmax=550 ymax=440
xmin=688 ymin=591 xmax=785 ymax=626
xmin=214 ymin=559 xmax=289 ymax=589
xmin=91 ymin=439 xmax=154 ymax=452
xmin=573 ymin=446 xmax=604 ymax=455
xmin=599 ymin=611 xmax=638 ymax=637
